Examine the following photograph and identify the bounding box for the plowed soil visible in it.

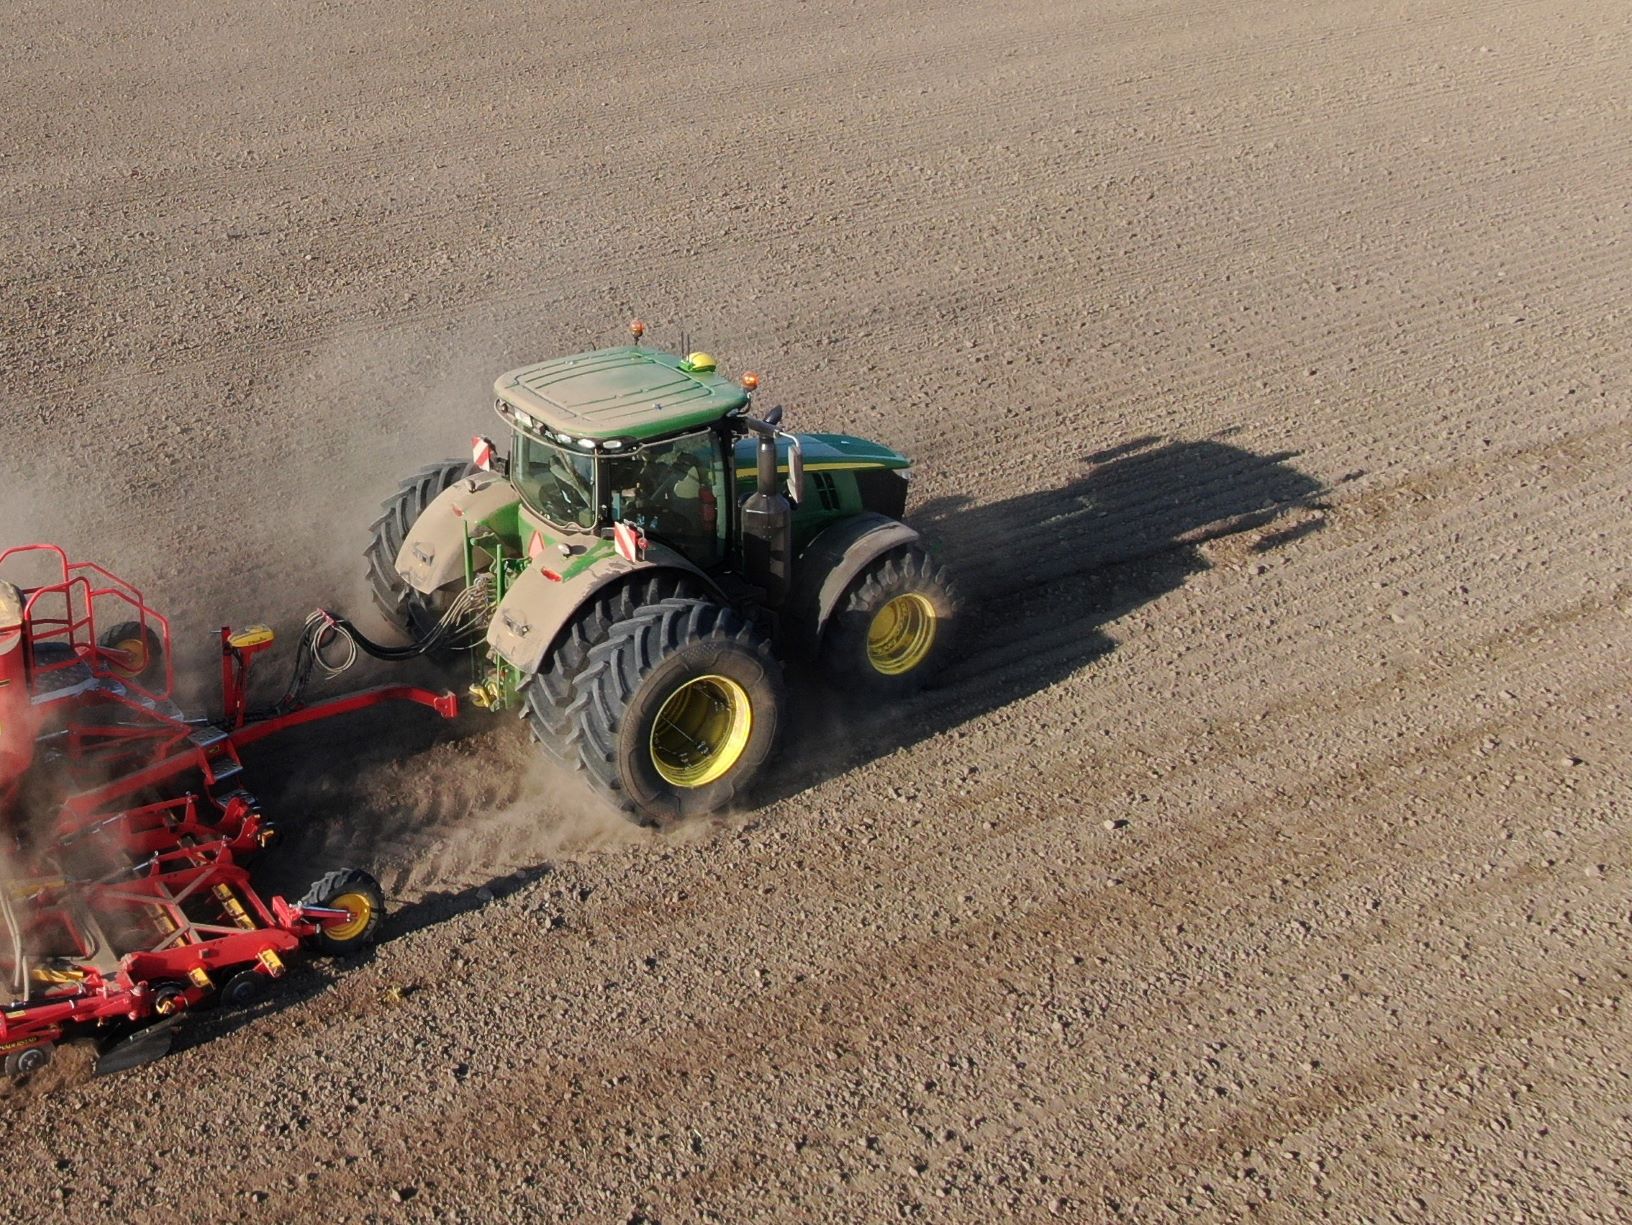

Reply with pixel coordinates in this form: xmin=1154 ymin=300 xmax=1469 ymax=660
xmin=3 ymin=0 xmax=1629 ymax=1220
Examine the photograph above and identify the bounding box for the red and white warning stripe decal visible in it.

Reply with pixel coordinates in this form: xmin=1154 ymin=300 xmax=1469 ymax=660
xmin=613 ymin=521 xmax=645 ymax=563
xmin=471 ymin=435 xmax=496 ymax=471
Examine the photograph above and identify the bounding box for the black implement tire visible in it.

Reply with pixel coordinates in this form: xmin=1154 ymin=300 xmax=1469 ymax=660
xmin=571 ymin=599 xmax=783 ymax=827
xmin=821 ymin=545 xmax=959 ymax=696
xmin=522 ymin=573 xmax=702 ymax=768
xmin=300 ymin=868 xmax=386 ymax=955
xmin=365 ymin=459 xmax=473 ymax=640
xmin=97 ymin=620 xmax=166 ymax=690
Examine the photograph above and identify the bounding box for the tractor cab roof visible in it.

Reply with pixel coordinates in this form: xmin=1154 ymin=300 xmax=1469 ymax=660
xmin=494 ymin=346 xmax=751 ymax=444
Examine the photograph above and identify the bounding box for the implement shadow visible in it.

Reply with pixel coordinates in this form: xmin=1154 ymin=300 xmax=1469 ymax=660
xmin=760 ymin=435 xmax=1325 ymax=803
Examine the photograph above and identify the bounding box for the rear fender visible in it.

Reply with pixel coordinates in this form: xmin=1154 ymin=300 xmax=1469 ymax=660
xmin=486 ymin=543 xmax=722 ymax=676
xmin=395 ymin=473 xmax=520 ymax=594
xmin=784 ymin=512 xmax=920 ymax=659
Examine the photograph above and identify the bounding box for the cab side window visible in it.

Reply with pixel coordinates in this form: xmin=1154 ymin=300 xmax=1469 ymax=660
xmin=605 ymin=431 xmax=726 ymax=565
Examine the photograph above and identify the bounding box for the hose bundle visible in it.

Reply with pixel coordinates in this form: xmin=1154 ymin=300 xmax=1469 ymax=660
xmin=257 ymin=579 xmax=489 ymax=716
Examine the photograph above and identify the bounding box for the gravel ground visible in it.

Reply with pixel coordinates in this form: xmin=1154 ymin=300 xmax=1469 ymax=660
xmin=2 ymin=0 xmax=1629 ymax=1220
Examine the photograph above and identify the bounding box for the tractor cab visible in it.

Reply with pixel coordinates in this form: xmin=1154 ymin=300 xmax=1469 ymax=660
xmin=507 ymin=423 xmax=727 ymax=564
xmin=491 ymin=340 xmax=757 ymax=567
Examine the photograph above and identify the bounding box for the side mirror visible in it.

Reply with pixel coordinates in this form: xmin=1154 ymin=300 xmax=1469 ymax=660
xmin=784 ymin=435 xmax=804 ymax=505
xmin=763 ymin=405 xmax=784 ymax=427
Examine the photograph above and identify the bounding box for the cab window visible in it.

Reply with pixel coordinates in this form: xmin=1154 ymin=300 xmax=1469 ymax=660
xmin=602 ymin=430 xmax=726 ymax=564
xmin=513 ymin=434 xmax=598 ymax=530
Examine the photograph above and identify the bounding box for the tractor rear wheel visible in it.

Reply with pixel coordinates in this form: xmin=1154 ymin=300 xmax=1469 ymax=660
xmin=822 ymin=545 xmax=959 ymax=695
xmin=571 ymin=598 xmax=784 ymax=827
xmin=365 ymin=458 xmax=473 ymax=641
xmin=522 ymin=573 xmax=703 ymax=769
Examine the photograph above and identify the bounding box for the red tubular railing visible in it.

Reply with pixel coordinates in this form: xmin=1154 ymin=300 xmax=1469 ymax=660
xmin=0 ymin=544 xmax=175 ymax=703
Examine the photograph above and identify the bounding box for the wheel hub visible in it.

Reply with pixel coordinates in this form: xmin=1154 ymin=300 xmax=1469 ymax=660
xmin=866 ymin=594 xmax=937 ymax=675
xmin=107 ymin=636 xmax=149 ymax=677
xmin=650 ymin=674 xmax=753 ymax=787
xmin=324 ymin=891 xmax=374 ymax=942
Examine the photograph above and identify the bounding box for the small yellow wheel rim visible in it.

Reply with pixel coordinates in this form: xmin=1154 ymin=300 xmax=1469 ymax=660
xmin=866 ymin=594 xmax=937 ymax=675
xmin=325 ymin=891 xmax=374 ymax=942
xmin=650 ymin=674 xmax=753 ymax=788
xmin=108 ymin=636 xmax=149 ymax=678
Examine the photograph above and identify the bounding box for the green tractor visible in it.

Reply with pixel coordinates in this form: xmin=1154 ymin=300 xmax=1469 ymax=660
xmin=366 ymin=323 xmax=958 ymax=825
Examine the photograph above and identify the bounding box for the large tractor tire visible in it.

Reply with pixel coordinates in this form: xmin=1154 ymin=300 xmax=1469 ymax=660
xmin=521 ymin=573 xmax=702 ymax=768
xmin=365 ymin=458 xmax=473 ymax=641
xmin=570 ymin=598 xmax=784 ymax=827
xmin=821 ymin=544 xmax=959 ymax=695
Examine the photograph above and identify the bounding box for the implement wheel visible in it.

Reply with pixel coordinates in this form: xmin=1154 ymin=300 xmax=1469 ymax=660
xmin=301 ymin=869 xmax=386 ymax=955
xmin=98 ymin=620 xmax=166 ymax=690
xmin=571 ymin=598 xmax=784 ymax=827
xmin=822 ymin=545 xmax=959 ymax=695
xmin=365 ymin=459 xmax=473 ymax=642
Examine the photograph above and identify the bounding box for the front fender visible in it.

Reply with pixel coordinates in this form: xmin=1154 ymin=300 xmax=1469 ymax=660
xmin=486 ymin=542 xmax=723 ymax=676
xmin=784 ymin=512 xmax=920 ymax=659
xmin=395 ymin=472 xmax=520 ymax=594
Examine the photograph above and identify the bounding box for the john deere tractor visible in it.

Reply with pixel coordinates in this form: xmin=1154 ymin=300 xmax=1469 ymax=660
xmin=366 ymin=323 xmax=957 ymax=825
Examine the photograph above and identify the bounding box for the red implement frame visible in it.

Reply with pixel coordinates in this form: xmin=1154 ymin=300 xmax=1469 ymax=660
xmin=0 ymin=545 xmax=458 ymax=1075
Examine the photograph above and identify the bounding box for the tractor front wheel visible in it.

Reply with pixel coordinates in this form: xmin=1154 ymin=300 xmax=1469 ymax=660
xmin=822 ymin=545 xmax=959 ymax=695
xmin=572 ymin=599 xmax=784 ymax=827
xmin=365 ymin=458 xmax=473 ymax=642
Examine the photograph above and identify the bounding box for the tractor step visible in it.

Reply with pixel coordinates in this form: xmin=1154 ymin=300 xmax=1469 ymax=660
xmin=207 ymin=760 xmax=244 ymax=785
xmin=187 ymin=727 xmax=230 ymax=750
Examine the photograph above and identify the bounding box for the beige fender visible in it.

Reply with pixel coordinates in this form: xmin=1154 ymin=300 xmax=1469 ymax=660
xmin=784 ymin=512 xmax=921 ymax=659
xmin=486 ymin=541 xmax=723 ymax=676
xmin=394 ymin=472 xmax=520 ymax=595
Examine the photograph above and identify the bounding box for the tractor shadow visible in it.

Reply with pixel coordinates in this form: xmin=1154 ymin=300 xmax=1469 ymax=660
xmin=761 ymin=433 xmax=1327 ymax=804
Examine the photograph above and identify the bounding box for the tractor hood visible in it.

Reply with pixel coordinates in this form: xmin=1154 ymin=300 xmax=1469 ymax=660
xmin=733 ymin=432 xmax=911 ymax=474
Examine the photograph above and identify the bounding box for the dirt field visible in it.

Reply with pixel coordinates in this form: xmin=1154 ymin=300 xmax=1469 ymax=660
xmin=3 ymin=0 xmax=1630 ymax=1218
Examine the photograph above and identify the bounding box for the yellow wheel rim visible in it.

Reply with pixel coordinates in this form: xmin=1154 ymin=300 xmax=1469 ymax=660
xmin=325 ymin=891 xmax=374 ymax=942
xmin=650 ymin=674 xmax=753 ymax=788
xmin=108 ymin=636 xmax=148 ymax=678
xmin=866 ymin=594 xmax=937 ymax=675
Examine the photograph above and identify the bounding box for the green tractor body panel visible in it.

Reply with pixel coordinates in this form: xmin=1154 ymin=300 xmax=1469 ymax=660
xmin=483 ymin=502 xmax=723 ymax=680
xmin=737 ymin=432 xmax=912 ymax=553
xmin=484 ymin=532 xmax=717 ymax=676
xmin=495 ymin=346 xmax=749 ymax=443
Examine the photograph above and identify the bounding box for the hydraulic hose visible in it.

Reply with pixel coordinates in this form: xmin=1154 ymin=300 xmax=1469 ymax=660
xmin=255 ymin=579 xmax=488 ymax=716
